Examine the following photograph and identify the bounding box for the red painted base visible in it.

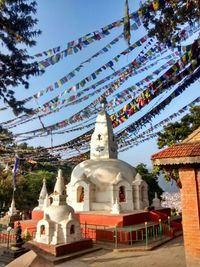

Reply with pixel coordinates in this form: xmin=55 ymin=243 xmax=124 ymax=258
xmin=17 ymin=208 xmax=171 ymax=236
xmin=75 ymin=208 xmax=172 ymax=243
xmin=75 ymin=208 xmax=171 ymax=227
xmin=32 ymin=210 xmax=44 ymax=220
xmin=16 ymin=210 xmax=44 ymax=235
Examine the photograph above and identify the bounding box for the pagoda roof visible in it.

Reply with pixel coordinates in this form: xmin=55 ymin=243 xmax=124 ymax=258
xmin=151 ymin=126 xmax=200 ymax=166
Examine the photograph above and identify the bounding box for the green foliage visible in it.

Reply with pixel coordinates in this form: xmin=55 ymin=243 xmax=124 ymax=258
xmin=152 ymin=165 xmax=180 ymax=187
xmin=0 ymin=171 xmax=13 ymax=209
xmin=0 ymin=0 xmax=42 ymax=115
xmin=0 ymin=126 xmax=13 ymax=146
xmin=154 ymin=106 xmax=200 ymax=187
xmin=136 ymin=163 xmax=163 ymax=204
xmin=0 ymin=138 xmax=72 ymax=210
xmin=23 ymin=228 xmax=32 ymax=241
xmin=140 ymin=0 xmax=199 ymax=47
xmin=21 ymin=170 xmax=55 ymax=209
xmin=157 ymin=106 xmax=200 ymax=149
xmin=0 ymin=163 xmax=72 ymax=210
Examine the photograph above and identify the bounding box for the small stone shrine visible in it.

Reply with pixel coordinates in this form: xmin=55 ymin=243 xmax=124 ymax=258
xmin=0 ymin=196 xmax=20 ymax=228
xmin=35 ymin=169 xmax=81 ymax=245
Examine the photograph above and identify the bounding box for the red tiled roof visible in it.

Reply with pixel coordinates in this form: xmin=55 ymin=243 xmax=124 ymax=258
xmin=151 ymin=142 xmax=200 ymax=160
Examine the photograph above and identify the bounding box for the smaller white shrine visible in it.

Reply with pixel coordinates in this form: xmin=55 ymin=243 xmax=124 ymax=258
xmin=152 ymin=192 xmax=161 ymax=208
xmin=35 ymin=169 xmax=81 ymax=245
xmin=8 ymin=196 xmax=17 ymax=216
xmin=67 ymin=98 xmax=149 ymax=213
xmin=33 ymin=179 xmax=49 ymax=211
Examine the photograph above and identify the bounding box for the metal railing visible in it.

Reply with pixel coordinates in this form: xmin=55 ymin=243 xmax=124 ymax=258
xmin=0 ymin=232 xmax=16 ymax=248
xmin=0 ymin=225 xmax=36 ymax=248
xmin=80 ymin=219 xmax=173 ymax=249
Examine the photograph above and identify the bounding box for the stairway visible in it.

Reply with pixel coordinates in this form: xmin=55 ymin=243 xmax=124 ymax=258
xmin=0 ymin=246 xmax=29 ymax=265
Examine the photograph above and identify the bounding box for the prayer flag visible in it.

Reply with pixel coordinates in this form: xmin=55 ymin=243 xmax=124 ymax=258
xmin=124 ymin=0 xmax=131 ymax=46
xmin=13 ymin=156 xmax=19 ymax=190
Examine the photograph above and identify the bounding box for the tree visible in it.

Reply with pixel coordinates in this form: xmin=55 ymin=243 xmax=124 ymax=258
xmin=0 ymin=159 xmax=72 ymax=210
xmin=0 ymin=163 xmax=13 ymax=210
xmin=139 ymin=0 xmax=199 ymax=47
xmin=0 ymin=137 xmax=72 ymax=210
xmin=157 ymin=106 xmax=200 ymax=149
xmin=0 ymin=126 xmax=13 ymax=146
xmin=136 ymin=163 xmax=163 ymax=204
xmin=154 ymin=106 xmax=200 ymax=188
xmin=0 ymin=0 xmax=42 ymax=115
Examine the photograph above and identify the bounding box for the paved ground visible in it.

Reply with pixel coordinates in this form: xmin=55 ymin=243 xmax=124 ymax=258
xmin=56 ymin=236 xmax=186 ymax=267
xmin=2 ymin=236 xmax=186 ymax=267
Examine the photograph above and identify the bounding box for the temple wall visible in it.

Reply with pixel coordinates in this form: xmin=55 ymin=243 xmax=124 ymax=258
xmin=179 ymin=166 xmax=200 ymax=267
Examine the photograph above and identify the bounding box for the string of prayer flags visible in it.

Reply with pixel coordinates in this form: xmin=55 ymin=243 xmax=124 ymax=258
xmin=7 ymin=50 xmax=180 ymax=132
xmin=13 ymin=155 xmax=19 ymax=190
xmin=42 ymin=67 xmax=200 ymax=158
xmin=119 ymin=96 xmax=200 ymax=149
xmin=124 ymin=0 xmax=131 ymax=45
xmin=117 ymin=66 xmax=200 ymax=140
xmin=111 ymin=53 xmax=198 ymax=128
xmin=13 ymin=49 xmax=193 ymax=139
xmin=34 ymin=9 xmax=142 ymax=61
xmin=37 ymin=12 xmax=142 ymax=70
xmin=3 ymin=40 xmax=163 ymax=129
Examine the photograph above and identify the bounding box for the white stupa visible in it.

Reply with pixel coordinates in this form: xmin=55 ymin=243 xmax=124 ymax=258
xmin=67 ymin=98 xmax=149 ymax=213
xmin=33 ymin=178 xmax=49 ymax=211
xmin=152 ymin=192 xmax=161 ymax=208
xmin=35 ymin=169 xmax=81 ymax=245
xmin=8 ymin=196 xmax=17 ymax=216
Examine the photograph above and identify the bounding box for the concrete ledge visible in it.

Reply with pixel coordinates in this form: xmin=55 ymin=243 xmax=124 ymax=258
xmin=26 ymin=238 xmax=93 ymax=257
xmin=24 ymin=242 xmax=101 ymax=265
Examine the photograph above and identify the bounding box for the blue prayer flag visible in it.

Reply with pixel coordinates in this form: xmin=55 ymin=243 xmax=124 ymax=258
xmin=13 ymin=156 xmax=19 ymax=190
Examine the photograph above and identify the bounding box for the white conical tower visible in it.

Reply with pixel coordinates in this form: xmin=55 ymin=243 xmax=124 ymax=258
xmin=38 ymin=178 xmax=48 ymax=208
xmin=33 ymin=178 xmax=48 ymax=211
xmin=8 ymin=196 xmax=17 ymax=216
xmin=43 ymin=194 xmax=50 ymax=209
xmin=90 ymin=97 xmax=118 ymax=160
xmin=152 ymin=192 xmax=161 ymax=208
xmin=40 ymin=179 xmax=48 ymax=198
xmin=54 ymin=169 xmax=65 ymax=195
xmin=51 ymin=169 xmax=66 ymax=206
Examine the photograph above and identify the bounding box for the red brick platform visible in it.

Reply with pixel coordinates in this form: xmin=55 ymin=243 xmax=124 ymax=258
xmin=75 ymin=208 xmax=171 ymax=227
xmin=26 ymin=238 xmax=93 ymax=257
xmin=17 ymin=208 xmax=171 ymax=235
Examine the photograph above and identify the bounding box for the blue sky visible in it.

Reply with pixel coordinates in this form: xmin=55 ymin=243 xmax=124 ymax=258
xmin=1 ymin=0 xmax=199 ymax=191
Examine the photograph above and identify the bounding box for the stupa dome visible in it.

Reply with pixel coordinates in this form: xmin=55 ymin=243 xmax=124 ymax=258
xmin=70 ymin=158 xmax=137 ymax=187
xmin=45 ymin=204 xmax=74 ymax=223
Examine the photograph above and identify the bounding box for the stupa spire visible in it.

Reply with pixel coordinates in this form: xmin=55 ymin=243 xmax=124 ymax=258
xmin=152 ymin=192 xmax=161 ymax=208
xmin=90 ymin=97 xmax=118 ymax=160
xmin=39 ymin=178 xmax=48 ymax=199
xmin=54 ymin=169 xmax=65 ymax=195
xmin=100 ymin=96 xmax=107 ymax=109
xmin=8 ymin=196 xmax=17 ymax=216
xmin=51 ymin=169 xmax=66 ymax=206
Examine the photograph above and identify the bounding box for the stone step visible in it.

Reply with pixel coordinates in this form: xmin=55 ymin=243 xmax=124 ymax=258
xmin=0 ymin=247 xmax=29 ymax=265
